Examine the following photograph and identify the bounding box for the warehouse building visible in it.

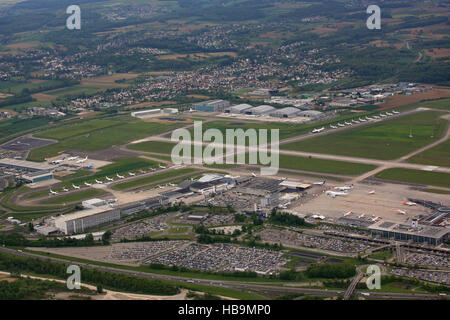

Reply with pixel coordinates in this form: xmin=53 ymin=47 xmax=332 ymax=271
xmin=225 ymin=103 xmax=254 ymax=114
xmin=131 ymin=109 xmax=161 ymax=118
xmin=193 ymin=100 xmax=230 ymax=112
xmin=0 ymin=158 xmax=53 ymax=172
xmin=269 ymin=107 xmax=300 ymax=118
xmin=369 ymin=220 xmax=449 ymax=246
xmin=21 ymin=170 xmax=54 ymax=183
xmin=298 ymin=110 xmax=323 ymax=119
xmin=245 ymin=105 xmax=276 ymax=115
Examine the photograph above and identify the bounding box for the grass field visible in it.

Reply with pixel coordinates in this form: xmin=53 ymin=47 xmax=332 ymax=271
xmin=111 ymin=168 xmax=198 ymax=191
xmin=128 ymin=141 xmax=176 ymax=155
xmin=39 ymin=189 xmax=106 ymax=205
xmin=28 ymin=117 xmax=183 ymax=161
xmin=375 ymin=168 xmax=450 ymax=188
xmin=282 ymin=111 xmax=448 ymax=160
xmin=407 ymin=138 xmax=450 ymax=167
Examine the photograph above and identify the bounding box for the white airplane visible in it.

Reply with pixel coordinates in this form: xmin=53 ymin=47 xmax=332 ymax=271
xmin=380 ymin=113 xmax=387 ymax=118
xmin=371 ymin=216 xmax=381 ymax=222
xmin=62 ymin=187 xmax=69 ymax=192
xmin=313 ymin=180 xmax=326 ymax=186
xmin=150 ymin=168 xmax=156 ymax=172
xmin=343 ymin=211 xmax=352 ymax=217
xmin=392 ymin=110 xmax=400 ymax=114
xmin=51 ymin=158 xmax=64 ymax=165
xmin=358 ymin=213 xmax=365 ymax=219
xmin=397 ymin=209 xmax=407 ymax=215
xmin=72 ymin=184 xmax=80 ymax=189
xmin=251 ymin=172 xmax=257 ymax=177
xmin=77 ymin=156 xmax=88 ymax=163
xmin=49 ymin=189 xmax=58 ymax=195
xmin=403 ymin=201 xmax=417 ymax=206
xmin=373 ymin=115 xmax=381 ymax=119
xmin=128 ymin=172 xmax=136 ymax=176
xmin=168 ymin=183 xmax=177 ymax=187
xmin=326 ymin=191 xmax=348 ymax=198
xmin=105 ymin=176 xmax=114 ymax=182
xmin=368 ymin=190 xmax=375 ymax=195
xmin=366 ymin=116 xmax=373 ymax=120
xmin=116 ymin=173 xmax=125 ymax=179
xmin=334 ymin=184 xmax=354 ymax=191
xmin=386 ymin=112 xmax=393 ymax=116
xmin=157 ymin=185 xmax=164 ymax=189
xmin=159 ymin=165 xmax=167 ymax=169
xmin=140 ymin=170 xmax=147 ymax=174
xmin=279 ymin=177 xmax=287 ymax=181
xmin=359 ymin=118 xmax=366 ymax=122
xmin=312 ymin=127 xmax=325 ymax=133
xmin=95 ymin=179 xmax=103 ymax=184
xmin=345 ymin=121 xmax=352 ymax=126
xmin=67 ymin=156 xmax=79 ymax=161
xmin=330 ymin=125 xmax=338 ymax=129
xmin=352 ymin=119 xmax=360 ymax=124
xmin=338 ymin=123 xmax=345 ymax=127
xmin=84 ymin=182 xmax=92 ymax=187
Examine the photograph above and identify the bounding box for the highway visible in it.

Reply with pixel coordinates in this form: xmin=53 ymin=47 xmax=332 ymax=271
xmin=0 ymin=247 xmax=444 ymax=300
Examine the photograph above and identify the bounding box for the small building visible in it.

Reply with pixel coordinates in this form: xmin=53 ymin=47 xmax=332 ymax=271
xmin=82 ymin=198 xmax=108 ymax=209
xmin=21 ymin=170 xmax=54 ymax=183
xmin=269 ymin=107 xmax=301 ymax=118
xmin=193 ymin=100 xmax=230 ymax=112
xmin=246 ymin=105 xmax=276 ymax=115
xmin=187 ymin=212 xmax=209 ymax=221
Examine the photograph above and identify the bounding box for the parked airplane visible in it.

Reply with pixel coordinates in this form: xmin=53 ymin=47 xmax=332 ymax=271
xmin=380 ymin=113 xmax=387 ymax=117
xmin=373 ymin=115 xmax=381 ymax=119
xmin=251 ymin=172 xmax=257 ymax=177
xmin=168 ymin=183 xmax=177 ymax=187
xmin=397 ymin=209 xmax=407 ymax=215
xmin=77 ymin=156 xmax=88 ymax=163
xmin=159 ymin=165 xmax=167 ymax=169
xmin=49 ymin=189 xmax=58 ymax=195
xmin=116 ymin=174 xmax=125 ymax=179
xmin=51 ymin=157 xmax=65 ymax=165
xmin=87 ymin=163 xmax=93 ymax=169
xmin=403 ymin=201 xmax=417 ymax=206
xmin=392 ymin=110 xmax=400 ymax=114
xmin=313 ymin=180 xmax=326 ymax=186
xmin=140 ymin=170 xmax=147 ymax=174
xmin=330 ymin=125 xmax=338 ymax=129
xmin=371 ymin=216 xmax=381 ymax=222
xmin=157 ymin=185 xmax=164 ymax=189
xmin=62 ymin=187 xmax=69 ymax=192
xmin=334 ymin=184 xmax=354 ymax=191
xmin=358 ymin=214 xmax=365 ymax=219
xmin=84 ymin=182 xmax=92 ymax=187
xmin=343 ymin=211 xmax=352 ymax=217
xmin=344 ymin=121 xmax=352 ymax=126
xmin=72 ymin=184 xmax=80 ymax=189
xmin=67 ymin=156 xmax=79 ymax=161
xmin=386 ymin=112 xmax=393 ymax=116
xmin=150 ymin=168 xmax=157 ymax=171
xmin=359 ymin=118 xmax=366 ymax=122
xmin=352 ymin=120 xmax=360 ymax=124
xmin=366 ymin=116 xmax=374 ymax=120
xmin=337 ymin=123 xmax=345 ymax=127
xmin=368 ymin=190 xmax=375 ymax=195
xmin=129 ymin=172 xmax=136 ymax=176
xmin=95 ymin=179 xmax=103 ymax=184
xmin=326 ymin=191 xmax=348 ymax=198
xmin=106 ymin=176 xmax=114 ymax=182
xmin=312 ymin=127 xmax=325 ymax=133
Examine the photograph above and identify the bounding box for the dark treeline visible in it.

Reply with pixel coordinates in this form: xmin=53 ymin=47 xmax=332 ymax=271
xmin=0 ymin=252 xmax=179 ymax=296
xmin=269 ymin=210 xmax=311 ymax=228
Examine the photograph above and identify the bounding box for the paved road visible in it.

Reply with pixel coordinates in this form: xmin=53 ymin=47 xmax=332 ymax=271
xmin=344 ymin=266 xmax=364 ymax=300
xmin=0 ymin=247 xmax=443 ymax=300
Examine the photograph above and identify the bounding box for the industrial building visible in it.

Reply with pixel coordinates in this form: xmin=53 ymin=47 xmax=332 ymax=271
xmin=225 ymin=104 xmax=254 ymax=114
xmin=279 ymin=180 xmax=311 ymax=191
xmin=298 ymin=110 xmax=323 ymax=119
xmin=245 ymin=105 xmax=276 ymax=115
xmin=0 ymin=158 xmax=53 ymax=172
xmin=238 ymin=178 xmax=285 ymax=197
xmin=269 ymin=107 xmax=301 ymax=118
xmin=131 ymin=109 xmax=161 ymax=118
xmin=21 ymin=170 xmax=54 ymax=183
xmin=368 ymin=220 xmax=449 ymax=246
xmin=193 ymin=100 xmax=230 ymax=112
xmin=189 ymin=179 xmax=230 ymax=195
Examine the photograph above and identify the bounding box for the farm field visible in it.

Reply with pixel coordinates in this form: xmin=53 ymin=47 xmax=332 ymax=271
xmin=375 ymin=168 xmax=450 ymax=188
xmin=282 ymin=111 xmax=448 ymax=160
xmin=407 ymin=138 xmax=450 ymax=167
xmin=28 ymin=117 xmax=184 ymax=161
xmin=111 ymin=168 xmax=198 ymax=191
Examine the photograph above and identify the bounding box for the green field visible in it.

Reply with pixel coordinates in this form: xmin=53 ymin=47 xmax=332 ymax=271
xmin=128 ymin=141 xmax=176 ymax=155
xmin=28 ymin=117 xmax=183 ymax=161
xmin=375 ymin=168 xmax=450 ymax=188
xmin=282 ymin=111 xmax=448 ymax=160
xmin=407 ymin=138 xmax=450 ymax=167
xmin=39 ymin=189 xmax=106 ymax=205
xmin=111 ymin=168 xmax=198 ymax=191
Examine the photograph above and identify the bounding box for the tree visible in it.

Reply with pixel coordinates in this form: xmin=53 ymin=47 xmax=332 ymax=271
xmin=97 ymin=285 xmax=103 ymax=294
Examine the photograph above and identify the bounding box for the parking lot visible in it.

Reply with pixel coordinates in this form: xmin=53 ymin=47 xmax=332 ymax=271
xmin=405 ymin=252 xmax=449 ymax=268
xmin=392 ymin=268 xmax=449 ymax=285
xmin=111 ymin=213 xmax=171 ymax=240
